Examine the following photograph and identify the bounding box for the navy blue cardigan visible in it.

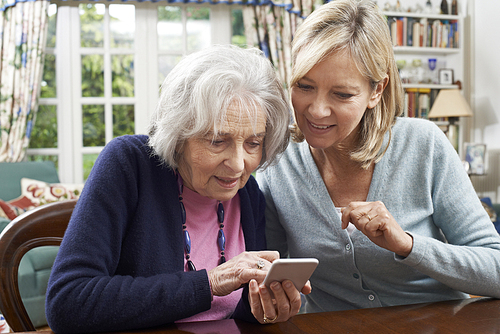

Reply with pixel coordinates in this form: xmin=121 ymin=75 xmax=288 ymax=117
xmin=45 ymin=135 xmax=266 ymax=333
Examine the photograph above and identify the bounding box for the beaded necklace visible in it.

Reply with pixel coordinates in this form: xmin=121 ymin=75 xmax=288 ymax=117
xmin=177 ymin=173 xmax=226 ymax=271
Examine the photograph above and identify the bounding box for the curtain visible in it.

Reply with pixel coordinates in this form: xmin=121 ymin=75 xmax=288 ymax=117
xmin=0 ymin=0 xmax=49 ymax=162
xmin=243 ymin=0 xmax=322 ymax=90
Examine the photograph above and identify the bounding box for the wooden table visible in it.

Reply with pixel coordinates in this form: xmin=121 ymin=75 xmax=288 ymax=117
xmin=26 ymin=297 xmax=500 ymax=334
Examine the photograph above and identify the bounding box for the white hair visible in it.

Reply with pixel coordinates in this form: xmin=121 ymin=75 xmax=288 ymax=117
xmin=148 ymin=44 xmax=291 ymax=170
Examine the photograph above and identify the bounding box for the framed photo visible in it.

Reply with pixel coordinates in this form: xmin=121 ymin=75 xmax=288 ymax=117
xmin=439 ymin=69 xmax=454 ymax=85
xmin=464 ymin=143 xmax=486 ymax=175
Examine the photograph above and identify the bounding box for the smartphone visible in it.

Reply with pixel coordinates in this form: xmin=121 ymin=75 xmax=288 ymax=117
xmin=263 ymin=258 xmax=319 ymax=293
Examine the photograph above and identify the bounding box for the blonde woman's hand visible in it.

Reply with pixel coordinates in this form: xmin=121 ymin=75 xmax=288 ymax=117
xmin=341 ymin=201 xmax=413 ymax=257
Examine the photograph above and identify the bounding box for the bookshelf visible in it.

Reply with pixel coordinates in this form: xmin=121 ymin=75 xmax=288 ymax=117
xmin=383 ymin=10 xmax=464 ymax=122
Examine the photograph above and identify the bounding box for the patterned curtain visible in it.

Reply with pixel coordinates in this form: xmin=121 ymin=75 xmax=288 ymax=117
xmin=0 ymin=0 xmax=49 ymax=162
xmin=243 ymin=0 xmax=322 ymax=90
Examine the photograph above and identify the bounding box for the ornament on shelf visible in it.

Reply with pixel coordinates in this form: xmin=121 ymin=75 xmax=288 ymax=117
xmin=424 ymin=0 xmax=433 ymax=14
xmin=440 ymin=0 xmax=449 ymax=14
xmin=451 ymin=0 xmax=458 ymax=15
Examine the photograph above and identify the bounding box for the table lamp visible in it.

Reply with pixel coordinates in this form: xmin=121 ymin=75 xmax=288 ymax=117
xmin=427 ymin=89 xmax=473 ymax=150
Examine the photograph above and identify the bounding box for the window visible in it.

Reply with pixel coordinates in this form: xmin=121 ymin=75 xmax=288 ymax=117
xmin=29 ymin=2 xmax=244 ymax=183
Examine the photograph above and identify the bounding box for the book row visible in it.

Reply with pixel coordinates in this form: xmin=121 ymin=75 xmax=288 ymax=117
xmin=403 ymin=88 xmax=440 ymax=119
xmin=388 ymin=17 xmax=459 ymax=49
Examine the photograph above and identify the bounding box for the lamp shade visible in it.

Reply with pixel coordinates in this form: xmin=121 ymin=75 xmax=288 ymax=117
xmin=428 ymin=89 xmax=473 ymax=118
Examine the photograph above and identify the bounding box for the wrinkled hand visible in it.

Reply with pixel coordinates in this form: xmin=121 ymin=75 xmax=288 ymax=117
xmin=249 ymin=279 xmax=311 ymax=324
xmin=208 ymin=251 xmax=279 ymax=297
xmin=341 ymin=201 xmax=413 ymax=257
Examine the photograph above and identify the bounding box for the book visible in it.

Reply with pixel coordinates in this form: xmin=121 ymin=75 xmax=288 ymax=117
xmin=420 ymin=18 xmax=428 ymax=47
xmin=412 ymin=21 xmax=420 ymax=47
xmin=418 ymin=89 xmax=431 ymax=118
xmin=397 ymin=18 xmax=404 ymax=46
xmin=406 ymin=17 xmax=412 ymax=46
xmin=387 ymin=16 xmax=459 ymax=49
xmin=391 ymin=18 xmax=398 ymax=46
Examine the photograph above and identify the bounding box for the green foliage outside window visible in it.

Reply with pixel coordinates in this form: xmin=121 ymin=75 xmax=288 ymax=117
xmin=187 ymin=7 xmax=209 ymax=20
xmin=112 ymin=55 xmax=134 ymax=97
xmin=80 ymin=4 xmax=104 ymax=48
xmin=81 ymin=54 xmax=105 ymax=97
xmin=158 ymin=6 xmax=181 ymax=21
xmin=46 ymin=5 xmax=57 ymax=48
xmin=231 ymin=9 xmax=246 ymax=47
xmin=82 ymin=104 xmax=105 ymax=147
xmin=40 ymin=54 xmax=56 ymax=98
xmin=113 ymin=105 xmax=135 ymax=138
xmin=30 ymin=105 xmax=57 ymax=148
xmin=28 ymin=104 xmax=58 ymax=167
xmin=83 ymin=154 xmax=99 ymax=180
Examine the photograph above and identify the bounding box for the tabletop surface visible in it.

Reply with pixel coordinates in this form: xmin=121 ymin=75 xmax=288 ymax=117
xmin=25 ymin=297 xmax=500 ymax=334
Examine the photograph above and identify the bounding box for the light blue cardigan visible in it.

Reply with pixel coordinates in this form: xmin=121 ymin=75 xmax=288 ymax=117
xmin=257 ymin=117 xmax=500 ymax=312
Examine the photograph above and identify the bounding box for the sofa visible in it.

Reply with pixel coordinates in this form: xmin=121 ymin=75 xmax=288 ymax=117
xmin=0 ymin=161 xmax=62 ymax=328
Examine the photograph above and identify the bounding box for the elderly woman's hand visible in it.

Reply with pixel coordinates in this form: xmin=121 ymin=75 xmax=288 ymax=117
xmin=248 ymin=279 xmax=311 ymax=324
xmin=341 ymin=201 xmax=414 ymax=257
xmin=207 ymin=251 xmax=279 ymax=296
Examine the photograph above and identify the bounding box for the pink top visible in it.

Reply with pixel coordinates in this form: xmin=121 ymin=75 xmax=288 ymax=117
xmin=176 ymin=186 xmax=245 ymax=322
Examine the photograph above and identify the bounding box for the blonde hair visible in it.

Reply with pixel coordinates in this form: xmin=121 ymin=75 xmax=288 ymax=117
xmin=290 ymin=0 xmax=404 ymax=168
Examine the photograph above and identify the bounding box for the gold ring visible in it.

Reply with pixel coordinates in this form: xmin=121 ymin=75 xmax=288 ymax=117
xmin=366 ymin=214 xmax=372 ymax=221
xmin=257 ymin=260 xmax=265 ymax=270
xmin=263 ymin=314 xmax=278 ymax=324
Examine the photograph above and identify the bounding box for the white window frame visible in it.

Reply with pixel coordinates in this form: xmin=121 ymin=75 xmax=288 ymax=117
xmin=30 ymin=1 xmax=233 ymax=184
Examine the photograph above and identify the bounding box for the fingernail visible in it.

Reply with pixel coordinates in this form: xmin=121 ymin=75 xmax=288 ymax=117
xmin=250 ymin=280 xmax=257 ymax=288
xmin=284 ymin=281 xmax=292 ymax=289
xmin=271 ymin=282 xmax=280 ymax=290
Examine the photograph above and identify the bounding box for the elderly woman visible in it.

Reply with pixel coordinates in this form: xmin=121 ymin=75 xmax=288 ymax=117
xmin=45 ymin=45 xmax=306 ymax=333
xmin=257 ymin=0 xmax=500 ymax=314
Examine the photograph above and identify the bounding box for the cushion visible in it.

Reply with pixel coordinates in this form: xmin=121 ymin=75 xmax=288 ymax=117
xmin=20 ymin=178 xmax=84 ymax=207
xmin=0 ymin=196 xmax=37 ymax=220
xmin=0 ymin=178 xmax=84 ymax=220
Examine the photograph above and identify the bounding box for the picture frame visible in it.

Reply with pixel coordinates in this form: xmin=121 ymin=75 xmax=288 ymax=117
xmin=464 ymin=143 xmax=487 ymax=175
xmin=439 ymin=69 xmax=454 ymax=85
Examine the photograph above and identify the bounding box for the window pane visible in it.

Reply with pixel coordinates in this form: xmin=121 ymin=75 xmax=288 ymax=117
xmin=158 ymin=6 xmax=182 ymax=52
xmin=187 ymin=7 xmax=210 ymax=53
xmin=80 ymin=3 xmax=105 ymax=48
xmin=158 ymin=54 xmax=182 ymax=87
xmin=109 ymin=4 xmax=135 ymax=48
xmin=82 ymin=105 xmax=105 ymax=147
xmin=112 ymin=54 xmax=134 ymax=97
xmin=41 ymin=54 xmax=56 ymax=98
xmin=83 ymin=153 xmax=99 ymax=181
xmin=231 ymin=9 xmax=246 ymax=47
xmin=82 ymin=55 xmax=104 ymax=97
xmin=30 ymin=105 xmax=57 ymax=148
xmin=113 ymin=104 xmax=135 ymax=137
xmin=46 ymin=4 xmax=57 ymax=48
xmin=28 ymin=155 xmax=59 ymax=169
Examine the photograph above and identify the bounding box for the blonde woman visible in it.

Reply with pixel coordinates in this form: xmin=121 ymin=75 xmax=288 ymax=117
xmin=257 ymin=0 xmax=500 ymax=313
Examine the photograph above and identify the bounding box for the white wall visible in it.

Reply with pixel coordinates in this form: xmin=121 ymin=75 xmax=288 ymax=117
xmin=470 ymin=0 xmax=500 ymax=202
xmin=388 ymin=0 xmax=500 ymax=202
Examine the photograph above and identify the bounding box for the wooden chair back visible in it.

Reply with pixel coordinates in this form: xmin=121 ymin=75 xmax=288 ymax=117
xmin=0 ymin=199 xmax=76 ymax=332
